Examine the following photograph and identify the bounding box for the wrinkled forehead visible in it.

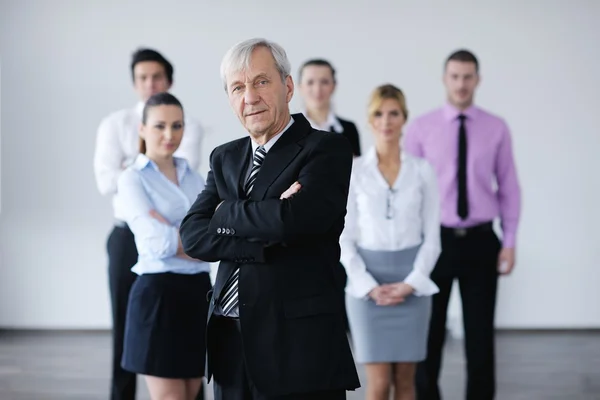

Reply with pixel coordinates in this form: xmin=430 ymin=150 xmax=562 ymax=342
xmin=225 ymin=50 xmax=279 ymax=84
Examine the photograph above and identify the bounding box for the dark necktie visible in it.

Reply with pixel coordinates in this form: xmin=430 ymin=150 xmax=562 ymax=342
xmin=219 ymin=145 xmax=266 ymax=316
xmin=457 ymin=114 xmax=469 ymax=219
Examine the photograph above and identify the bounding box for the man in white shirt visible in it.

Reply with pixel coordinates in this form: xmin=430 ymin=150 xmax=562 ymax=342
xmin=93 ymin=48 xmax=204 ymax=400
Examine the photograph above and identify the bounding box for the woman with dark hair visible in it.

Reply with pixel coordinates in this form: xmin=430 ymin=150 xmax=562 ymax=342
xmin=116 ymin=92 xmax=211 ymax=400
xmin=298 ymin=59 xmax=362 ymax=157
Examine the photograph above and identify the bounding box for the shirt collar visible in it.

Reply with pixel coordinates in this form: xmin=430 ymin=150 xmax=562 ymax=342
xmin=133 ymin=153 xmax=190 ymax=182
xmin=135 ymin=101 xmax=145 ymax=116
xmin=301 ymin=109 xmax=344 ymax=133
xmin=363 ymin=145 xmax=409 ymax=167
xmin=251 ymin=116 xmax=295 ymax=154
xmin=443 ymin=102 xmax=479 ymax=121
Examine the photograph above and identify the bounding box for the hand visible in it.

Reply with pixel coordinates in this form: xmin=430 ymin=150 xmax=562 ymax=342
xmin=280 ymin=181 xmax=301 ymax=200
xmin=498 ymin=247 xmax=515 ymax=275
xmin=368 ymin=285 xmax=394 ymax=304
xmin=149 ymin=210 xmax=170 ymax=225
xmin=377 ymin=282 xmax=415 ymax=306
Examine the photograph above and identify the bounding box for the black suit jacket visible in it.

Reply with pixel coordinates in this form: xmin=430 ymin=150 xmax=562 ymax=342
xmin=336 ymin=117 xmax=362 ymax=157
xmin=180 ymin=113 xmax=360 ymax=396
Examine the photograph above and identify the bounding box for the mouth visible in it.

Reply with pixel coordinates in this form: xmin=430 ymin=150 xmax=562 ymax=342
xmin=246 ymin=110 xmax=266 ymax=117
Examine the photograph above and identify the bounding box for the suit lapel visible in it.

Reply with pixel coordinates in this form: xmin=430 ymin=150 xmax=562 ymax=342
xmin=250 ymin=114 xmax=310 ymax=200
xmin=224 ymin=138 xmax=251 ymax=199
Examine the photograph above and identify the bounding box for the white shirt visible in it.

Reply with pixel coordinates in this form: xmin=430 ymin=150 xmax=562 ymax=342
xmin=115 ymin=154 xmax=211 ymax=275
xmin=301 ymin=109 xmax=343 ymax=133
xmin=340 ymin=147 xmax=441 ymax=298
xmin=249 ymin=116 xmax=294 ymax=156
xmin=93 ymin=101 xmax=204 ymax=219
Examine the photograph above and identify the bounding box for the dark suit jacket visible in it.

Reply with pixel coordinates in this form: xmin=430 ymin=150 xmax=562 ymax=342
xmin=336 ymin=117 xmax=362 ymax=157
xmin=179 ymin=113 xmax=360 ymax=396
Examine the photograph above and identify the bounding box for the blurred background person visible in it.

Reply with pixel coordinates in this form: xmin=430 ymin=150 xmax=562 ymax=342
xmin=341 ymin=84 xmax=441 ymax=400
xmin=93 ymin=48 xmax=205 ymax=400
xmin=405 ymin=50 xmax=521 ymax=400
xmin=298 ymin=59 xmax=362 ymax=157
xmin=117 ymin=93 xmax=211 ymax=400
xmin=298 ymin=58 xmax=362 ymax=336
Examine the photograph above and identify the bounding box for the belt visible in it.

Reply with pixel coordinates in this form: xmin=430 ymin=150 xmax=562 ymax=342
xmin=441 ymin=221 xmax=493 ymax=238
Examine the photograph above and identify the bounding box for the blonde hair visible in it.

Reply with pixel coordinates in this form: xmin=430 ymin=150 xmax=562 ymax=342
xmin=367 ymin=84 xmax=409 ymax=122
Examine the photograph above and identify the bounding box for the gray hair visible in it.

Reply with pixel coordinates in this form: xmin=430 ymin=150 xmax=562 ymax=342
xmin=220 ymin=38 xmax=291 ymax=91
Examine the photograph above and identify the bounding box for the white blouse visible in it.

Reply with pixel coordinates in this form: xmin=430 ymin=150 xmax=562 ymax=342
xmin=340 ymin=147 xmax=441 ymax=298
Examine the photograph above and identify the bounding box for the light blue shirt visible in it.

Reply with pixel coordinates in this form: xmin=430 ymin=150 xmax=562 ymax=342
xmin=115 ymin=154 xmax=211 ymax=275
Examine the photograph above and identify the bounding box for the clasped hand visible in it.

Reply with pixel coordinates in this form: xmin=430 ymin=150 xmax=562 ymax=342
xmin=368 ymin=282 xmax=415 ymax=306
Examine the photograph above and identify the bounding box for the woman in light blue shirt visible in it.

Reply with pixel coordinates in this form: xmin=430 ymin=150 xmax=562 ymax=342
xmin=117 ymin=92 xmax=211 ymax=400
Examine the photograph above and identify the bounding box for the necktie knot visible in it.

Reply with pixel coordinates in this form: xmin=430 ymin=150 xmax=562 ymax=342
xmin=458 ymin=114 xmax=467 ymax=121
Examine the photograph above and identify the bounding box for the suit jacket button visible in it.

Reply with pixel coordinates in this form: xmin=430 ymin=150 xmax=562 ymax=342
xmin=230 ymin=229 xmax=236 ymax=235
xmin=225 ymin=228 xmax=231 ymax=234
xmin=217 ymin=228 xmax=222 ymax=234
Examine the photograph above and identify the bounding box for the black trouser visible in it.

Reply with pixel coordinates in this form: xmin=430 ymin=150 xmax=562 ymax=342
xmin=335 ymin=262 xmax=350 ymax=334
xmin=107 ymin=225 xmax=139 ymax=400
xmin=416 ymin=223 xmax=501 ymax=400
xmin=107 ymin=225 xmax=206 ymax=400
xmin=211 ymin=316 xmax=346 ymax=400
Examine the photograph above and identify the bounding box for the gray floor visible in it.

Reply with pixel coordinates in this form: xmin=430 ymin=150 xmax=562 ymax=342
xmin=0 ymin=330 xmax=599 ymax=400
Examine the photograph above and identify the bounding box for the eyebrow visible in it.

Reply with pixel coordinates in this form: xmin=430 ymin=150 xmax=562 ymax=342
xmin=229 ymin=72 xmax=270 ymax=88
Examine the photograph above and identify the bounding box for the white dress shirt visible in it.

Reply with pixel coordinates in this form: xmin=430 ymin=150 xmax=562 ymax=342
xmin=301 ymin=109 xmax=343 ymax=133
xmin=115 ymin=154 xmax=211 ymax=275
xmin=340 ymin=147 xmax=442 ymax=299
xmin=93 ymin=101 xmax=204 ymax=219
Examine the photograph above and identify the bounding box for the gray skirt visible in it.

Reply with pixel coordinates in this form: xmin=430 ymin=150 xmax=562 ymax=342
xmin=346 ymin=246 xmax=431 ymax=363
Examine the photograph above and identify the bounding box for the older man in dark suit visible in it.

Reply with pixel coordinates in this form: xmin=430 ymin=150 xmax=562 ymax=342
xmin=179 ymin=38 xmax=360 ymax=400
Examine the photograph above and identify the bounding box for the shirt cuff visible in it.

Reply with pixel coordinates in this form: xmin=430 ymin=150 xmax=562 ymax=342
xmin=348 ymin=271 xmax=379 ymax=299
xmin=404 ymin=270 xmax=439 ymax=296
xmin=164 ymin=227 xmax=180 ymax=258
xmin=502 ymin=232 xmax=516 ymax=248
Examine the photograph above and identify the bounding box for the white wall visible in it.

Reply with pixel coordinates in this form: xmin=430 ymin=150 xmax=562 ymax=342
xmin=1 ymin=0 xmax=599 ymax=329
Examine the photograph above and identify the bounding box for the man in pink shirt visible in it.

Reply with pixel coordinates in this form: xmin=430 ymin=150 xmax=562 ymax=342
xmin=404 ymin=49 xmax=521 ymax=400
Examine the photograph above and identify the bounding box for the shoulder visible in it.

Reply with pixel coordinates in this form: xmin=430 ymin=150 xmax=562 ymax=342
xmin=117 ymin=165 xmax=144 ymax=189
xmin=177 ymin=157 xmax=206 ymax=185
xmin=336 ymin=116 xmax=358 ymax=131
xmin=98 ymin=108 xmax=132 ymax=130
xmin=208 ymin=136 xmax=248 ymax=165
xmin=407 ymin=108 xmax=444 ymax=130
xmin=308 ymin=129 xmax=352 ymax=153
xmin=474 ymin=107 xmax=510 ymax=131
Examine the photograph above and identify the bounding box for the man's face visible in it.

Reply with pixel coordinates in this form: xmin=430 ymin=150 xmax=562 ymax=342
xmin=443 ymin=60 xmax=479 ymax=109
xmin=133 ymin=61 xmax=171 ymax=102
xmin=225 ymin=47 xmax=294 ymax=141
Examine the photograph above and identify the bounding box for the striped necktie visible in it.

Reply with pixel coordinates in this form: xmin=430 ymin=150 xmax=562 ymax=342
xmin=219 ymin=145 xmax=266 ymax=316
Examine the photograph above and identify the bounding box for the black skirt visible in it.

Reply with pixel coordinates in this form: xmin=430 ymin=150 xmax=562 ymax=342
xmin=121 ymin=271 xmax=211 ymax=378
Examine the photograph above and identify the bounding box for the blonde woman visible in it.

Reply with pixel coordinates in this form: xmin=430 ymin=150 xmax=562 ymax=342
xmin=341 ymin=84 xmax=441 ymax=400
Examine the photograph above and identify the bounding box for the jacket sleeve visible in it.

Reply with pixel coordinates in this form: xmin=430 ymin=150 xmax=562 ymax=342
xmin=208 ymin=133 xmax=353 ymax=243
xmin=179 ymin=148 xmax=267 ymax=263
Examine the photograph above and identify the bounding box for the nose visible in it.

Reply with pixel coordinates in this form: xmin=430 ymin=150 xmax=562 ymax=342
xmin=163 ymin=128 xmax=173 ymax=140
xmin=244 ymin=86 xmax=260 ymax=105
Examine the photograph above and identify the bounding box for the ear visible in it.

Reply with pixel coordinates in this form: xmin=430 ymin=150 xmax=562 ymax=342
xmin=285 ymin=75 xmax=294 ymax=103
xmin=138 ymin=122 xmax=146 ymax=139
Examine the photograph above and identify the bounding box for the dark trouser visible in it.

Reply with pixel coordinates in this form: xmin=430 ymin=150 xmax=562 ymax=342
xmin=335 ymin=262 xmax=350 ymax=334
xmin=416 ymin=223 xmax=501 ymax=400
xmin=107 ymin=225 xmax=138 ymax=400
xmin=107 ymin=225 xmax=206 ymax=400
xmin=211 ymin=316 xmax=346 ymax=400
